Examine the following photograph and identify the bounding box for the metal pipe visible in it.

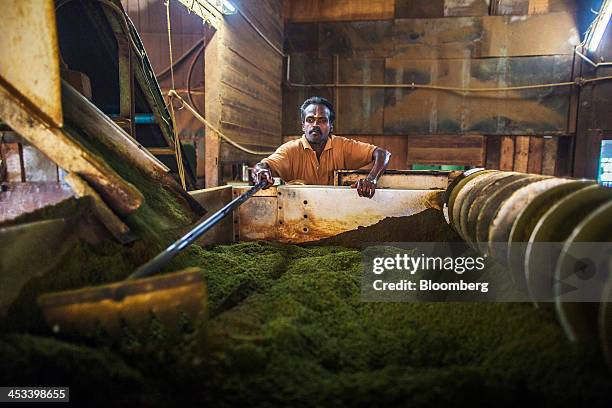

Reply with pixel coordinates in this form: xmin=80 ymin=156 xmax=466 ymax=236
xmin=129 ymin=181 xmax=267 ymax=279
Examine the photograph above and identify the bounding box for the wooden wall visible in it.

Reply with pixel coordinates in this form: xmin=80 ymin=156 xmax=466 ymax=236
xmin=205 ymin=0 xmax=284 ymax=186
xmin=283 ymin=0 xmax=581 ymax=174
xmin=122 ymin=0 xmax=208 ymax=186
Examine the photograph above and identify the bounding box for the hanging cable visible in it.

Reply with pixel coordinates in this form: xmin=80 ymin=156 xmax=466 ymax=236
xmin=165 ymin=0 xmax=187 ymax=189
xmin=168 ymin=90 xmax=275 ymax=155
xmin=156 ymin=39 xmax=205 ymax=79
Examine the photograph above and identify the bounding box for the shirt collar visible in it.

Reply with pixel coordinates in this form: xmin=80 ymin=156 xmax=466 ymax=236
xmin=300 ymin=134 xmax=334 ymax=151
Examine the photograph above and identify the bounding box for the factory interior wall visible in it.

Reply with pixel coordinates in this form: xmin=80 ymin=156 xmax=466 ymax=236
xmin=204 ymin=0 xmax=284 ymax=187
xmin=282 ymin=0 xmax=607 ymax=176
xmin=122 ymin=0 xmax=284 ymax=188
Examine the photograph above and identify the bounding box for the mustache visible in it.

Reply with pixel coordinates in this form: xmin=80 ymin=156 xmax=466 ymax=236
xmin=309 ymin=127 xmax=322 ymax=134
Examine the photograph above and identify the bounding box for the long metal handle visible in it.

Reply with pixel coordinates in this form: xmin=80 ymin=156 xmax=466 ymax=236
xmin=129 ymin=181 xmax=267 ymax=280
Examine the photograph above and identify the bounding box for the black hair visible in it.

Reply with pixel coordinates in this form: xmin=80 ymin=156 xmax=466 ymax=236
xmin=300 ymin=96 xmax=335 ymax=124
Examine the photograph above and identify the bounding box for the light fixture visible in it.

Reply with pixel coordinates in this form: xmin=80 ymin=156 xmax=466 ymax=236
xmin=177 ymin=0 xmax=236 ymax=29
xmin=586 ymin=0 xmax=612 ymax=52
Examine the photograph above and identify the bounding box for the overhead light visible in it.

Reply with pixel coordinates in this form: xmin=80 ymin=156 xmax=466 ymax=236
xmin=177 ymin=0 xmax=236 ymax=29
xmin=587 ymin=0 xmax=612 ymax=52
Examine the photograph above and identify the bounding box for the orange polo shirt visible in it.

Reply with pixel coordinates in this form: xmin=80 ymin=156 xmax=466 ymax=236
xmin=261 ymin=135 xmax=377 ymax=185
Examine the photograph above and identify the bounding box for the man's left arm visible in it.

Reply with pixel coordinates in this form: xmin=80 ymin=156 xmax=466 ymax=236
xmin=353 ymin=147 xmax=391 ymax=198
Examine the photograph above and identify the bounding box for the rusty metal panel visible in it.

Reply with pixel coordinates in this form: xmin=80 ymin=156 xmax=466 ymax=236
xmin=189 ymin=185 xmax=234 ymax=245
xmin=0 ymin=0 xmax=62 ymax=127
xmin=319 ymin=21 xmax=394 ymax=58
xmin=384 ymin=55 xmax=572 ymax=135
xmin=236 ymin=196 xmax=278 ymax=241
xmin=276 ymin=186 xmax=444 ymax=243
xmin=393 ymin=17 xmax=484 ymax=60
xmin=335 ymin=169 xmax=450 ymax=189
xmin=384 ymin=59 xmax=438 ymax=134
xmin=481 ymin=12 xmax=579 ymax=57
xmin=471 ymin=55 xmax=572 ymax=134
xmin=336 ymin=58 xmax=385 ymax=134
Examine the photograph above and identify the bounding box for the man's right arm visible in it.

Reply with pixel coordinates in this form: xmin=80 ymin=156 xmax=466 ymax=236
xmin=252 ymin=161 xmax=275 ymax=189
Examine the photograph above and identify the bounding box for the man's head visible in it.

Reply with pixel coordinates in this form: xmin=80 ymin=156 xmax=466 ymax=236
xmin=300 ymin=97 xmax=335 ymax=145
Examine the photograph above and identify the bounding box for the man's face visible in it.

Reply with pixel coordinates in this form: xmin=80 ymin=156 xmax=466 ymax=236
xmin=302 ymin=104 xmax=332 ymax=145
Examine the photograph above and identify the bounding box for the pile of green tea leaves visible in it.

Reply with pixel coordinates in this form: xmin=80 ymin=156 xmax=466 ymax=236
xmin=1 ymin=240 xmax=611 ymax=407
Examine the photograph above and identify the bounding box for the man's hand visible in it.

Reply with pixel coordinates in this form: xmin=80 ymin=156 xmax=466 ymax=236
xmin=351 ymin=178 xmax=377 ymax=198
xmin=252 ymin=162 xmax=274 ymax=189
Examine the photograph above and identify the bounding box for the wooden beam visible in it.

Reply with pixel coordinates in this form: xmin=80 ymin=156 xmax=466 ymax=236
xmin=527 ymin=136 xmax=544 ymax=174
xmin=0 ymin=82 xmax=143 ymax=216
xmin=499 ymin=136 xmax=515 ymax=171
xmin=204 ymin=31 xmax=221 ymax=187
xmin=542 ymin=136 xmax=558 ymax=175
xmin=62 ymin=81 xmax=170 ymax=180
xmin=284 ymin=0 xmax=394 ymax=22
xmin=486 ymin=135 xmax=501 ymax=170
xmin=513 ymin=135 xmax=530 ymax=172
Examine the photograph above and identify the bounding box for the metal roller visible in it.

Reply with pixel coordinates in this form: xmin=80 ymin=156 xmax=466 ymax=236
xmin=463 ymin=173 xmax=527 ymax=246
xmin=444 ymin=170 xmax=612 ymax=369
xmin=525 ymin=184 xmax=610 ymax=305
xmin=555 ymin=200 xmax=612 ymax=343
xmin=447 ymin=169 xmax=495 ymax=228
xmin=475 ymin=175 xmax=548 ymax=254
xmin=507 ymin=181 xmax=594 ymax=280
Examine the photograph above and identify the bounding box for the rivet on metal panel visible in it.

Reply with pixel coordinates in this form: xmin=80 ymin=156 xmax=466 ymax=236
xmin=303 ymin=227 xmax=308 ymax=232
xmin=303 ymin=214 xmax=308 ymax=218
xmin=279 ymin=206 xmax=282 ymax=210
xmin=303 ymin=200 xmax=308 ymax=205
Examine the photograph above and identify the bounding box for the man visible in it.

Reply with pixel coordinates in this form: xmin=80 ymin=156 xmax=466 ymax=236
xmin=252 ymin=97 xmax=390 ymax=198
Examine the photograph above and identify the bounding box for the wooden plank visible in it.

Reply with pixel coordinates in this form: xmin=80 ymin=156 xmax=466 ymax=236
xmin=1 ymin=142 xmax=24 ymax=182
xmin=486 ymin=135 xmax=501 ymax=169
xmin=499 ymin=136 xmax=515 ymax=170
xmin=541 ymin=136 xmax=558 ymax=175
xmin=513 ymin=135 xmax=530 ymax=172
xmin=406 ymin=135 xmax=485 ymax=166
xmin=444 ymin=0 xmax=490 ymax=16
xmin=395 ymin=0 xmax=444 ymax=18
xmin=527 ymin=136 xmax=544 ymax=174
xmin=336 ymin=58 xmax=385 ymax=134
xmin=284 ymin=0 xmax=395 ymax=22
xmin=205 ymin=31 xmax=222 ymax=187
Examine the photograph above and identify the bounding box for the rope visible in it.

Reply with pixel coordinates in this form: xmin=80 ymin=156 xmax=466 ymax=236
xmin=165 ymin=0 xmax=187 ymax=189
xmin=168 ymin=90 xmax=275 ymax=155
xmin=286 ymin=75 xmax=612 ymax=93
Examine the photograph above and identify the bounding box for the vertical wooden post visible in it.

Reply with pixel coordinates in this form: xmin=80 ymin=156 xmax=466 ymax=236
xmin=499 ymin=136 xmax=515 ymax=171
xmin=204 ymin=31 xmax=221 ymax=188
